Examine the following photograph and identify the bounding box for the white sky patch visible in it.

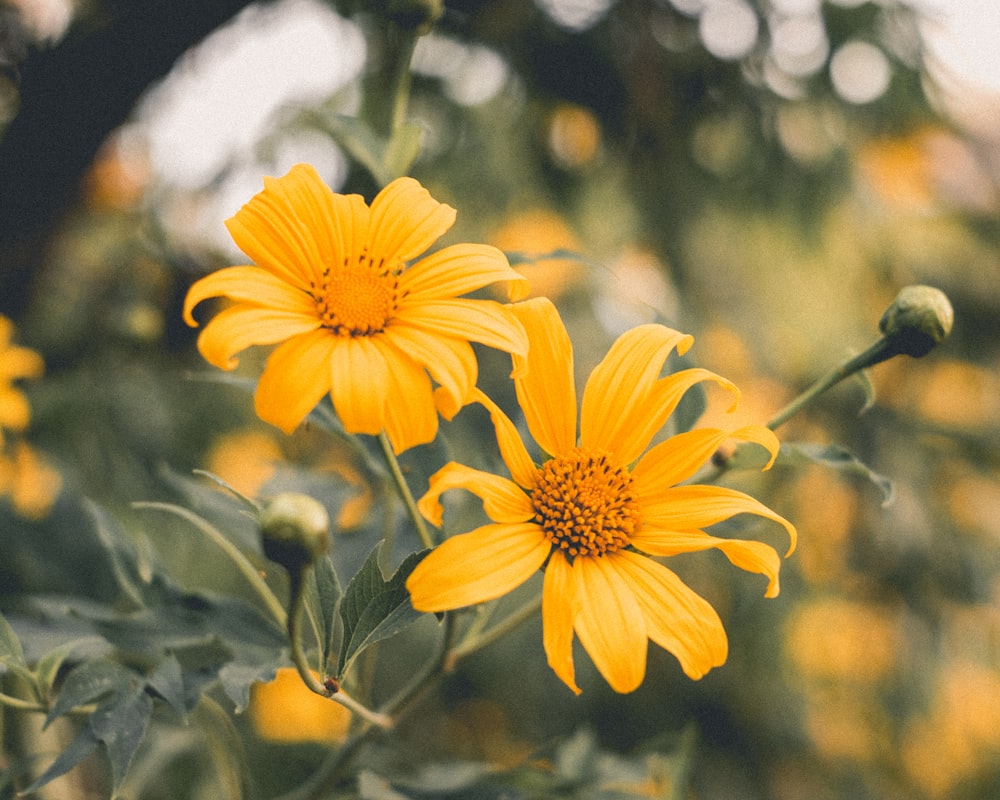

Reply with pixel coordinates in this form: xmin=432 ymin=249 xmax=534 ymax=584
xmin=138 ymin=0 xmax=365 ymax=190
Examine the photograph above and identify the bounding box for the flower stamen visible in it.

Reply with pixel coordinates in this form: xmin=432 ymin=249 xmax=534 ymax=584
xmin=312 ymin=268 xmax=397 ymax=336
xmin=531 ymin=448 xmax=639 ymax=558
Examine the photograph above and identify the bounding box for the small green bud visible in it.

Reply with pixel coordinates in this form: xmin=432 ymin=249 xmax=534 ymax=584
xmin=879 ymin=284 xmax=954 ymax=358
xmin=260 ymin=493 xmax=330 ymax=573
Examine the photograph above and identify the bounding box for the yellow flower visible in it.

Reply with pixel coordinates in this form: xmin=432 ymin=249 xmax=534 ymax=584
xmin=406 ymin=298 xmax=796 ymax=694
xmin=184 ymin=165 xmax=529 ymax=454
xmin=0 ymin=315 xmax=44 ymax=448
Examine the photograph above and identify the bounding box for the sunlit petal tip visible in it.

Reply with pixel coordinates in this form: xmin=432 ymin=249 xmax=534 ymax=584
xmin=505 ymin=276 xmax=531 ymax=302
xmin=675 ymin=332 xmax=695 ymax=356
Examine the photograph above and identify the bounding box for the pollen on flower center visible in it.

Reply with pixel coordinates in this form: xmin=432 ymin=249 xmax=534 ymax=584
xmin=530 ymin=447 xmax=640 ymax=558
xmin=312 ymin=268 xmax=397 ymax=336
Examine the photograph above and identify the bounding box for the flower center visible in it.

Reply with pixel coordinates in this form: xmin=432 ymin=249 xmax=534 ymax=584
xmin=530 ymin=448 xmax=640 ymax=558
xmin=312 ymin=267 xmax=397 ymax=336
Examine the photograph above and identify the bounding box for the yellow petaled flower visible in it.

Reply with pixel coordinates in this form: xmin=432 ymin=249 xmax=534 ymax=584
xmin=248 ymin=667 xmax=350 ymax=744
xmin=184 ymin=164 xmax=529 ymax=454
xmin=406 ymin=298 xmax=796 ymax=694
xmin=0 ymin=315 xmax=44 ymax=449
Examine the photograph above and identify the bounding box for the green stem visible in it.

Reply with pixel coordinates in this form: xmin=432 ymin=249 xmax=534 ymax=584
xmin=133 ymin=502 xmax=287 ymax=628
xmin=286 ymin=567 xmax=392 ymax=730
xmin=766 ymin=336 xmax=896 ymax=431
xmin=0 ymin=692 xmax=46 ymax=713
xmin=447 ymin=597 xmax=542 ymax=667
xmin=377 ymin=431 xmax=435 ymax=549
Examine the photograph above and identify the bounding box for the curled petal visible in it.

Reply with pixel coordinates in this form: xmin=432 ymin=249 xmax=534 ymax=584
xmin=509 ymin=298 xmax=577 ymax=458
xmin=573 ymin=556 xmax=647 ymax=693
xmin=197 ymin=305 xmax=321 ymax=370
xmin=629 ymin=528 xmax=784 ymax=597
xmin=640 ymin=485 xmax=797 ymax=556
xmin=254 ymin=329 xmax=336 ymax=433
xmin=183 ymin=266 xmax=315 ymax=326
xmin=369 ymin=177 xmax=456 ymax=266
xmin=400 ymin=244 xmax=528 ymax=303
xmin=470 ymin=388 xmax=538 ymax=490
xmin=405 ymin=522 xmax=550 ymax=611
xmin=609 ymin=551 xmax=728 ymax=678
xmin=543 ymin=551 xmax=582 ymax=694
xmin=633 ymin=425 xmax=780 ymax=498
xmin=418 ymin=462 xmax=534 ymax=527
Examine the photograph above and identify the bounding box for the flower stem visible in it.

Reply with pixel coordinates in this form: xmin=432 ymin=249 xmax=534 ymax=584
xmin=377 ymin=431 xmax=435 ymax=549
xmin=286 ymin=566 xmax=392 ymax=730
xmin=766 ymin=336 xmax=896 ymax=431
xmin=448 ymin=596 xmax=542 ymax=667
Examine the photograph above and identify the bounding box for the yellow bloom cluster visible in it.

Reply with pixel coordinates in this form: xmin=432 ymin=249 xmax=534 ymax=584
xmin=184 ymin=166 xmax=796 ymax=694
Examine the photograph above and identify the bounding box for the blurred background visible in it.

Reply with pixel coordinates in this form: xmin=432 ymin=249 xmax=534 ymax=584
xmin=1 ymin=0 xmax=999 ymax=798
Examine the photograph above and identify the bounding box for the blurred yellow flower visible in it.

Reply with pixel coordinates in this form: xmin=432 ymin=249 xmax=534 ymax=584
xmin=248 ymin=667 xmax=350 ymax=745
xmin=184 ymin=164 xmax=529 ymax=454
xmin=0 ymin=442 xmax=62 ymax=520
xmin=407 ymin=298 xmax=795 ymax=694
xmin=0 ymin=315 xmax=44 ymax=448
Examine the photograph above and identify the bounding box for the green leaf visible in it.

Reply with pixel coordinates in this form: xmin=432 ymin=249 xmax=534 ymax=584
xmin=86 ymin=501 xmax=149 ymax=609
xmin=337 ymin=544 xmax=427 ymax=676
xmin=0 ymin=613 xmax=25 ymax=664
xmin=313 ymin=553 xmax=343 ymax=672
xmin=33 ymin=637 xmax=104 ymax=698
xmin=383 ymin=121 xmax=423 ymax=181
xmin=776 ymin=442 xmax=894 ymax=506
xmin=23 ymin=722 xmax=101 ymax=794
xmin=88 ymin=683 xmax=153 ymax=792
xmin=45 ymin=658 xmax=134 ymax=726
xmin=146 ymin=653 xmax=186 ymax=717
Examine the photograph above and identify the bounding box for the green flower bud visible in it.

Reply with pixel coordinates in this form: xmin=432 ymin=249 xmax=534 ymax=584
xmin=260 ymin=493 xmax=330 ymax=573
xmin=879 ymin=284 xmax=954 ymax=358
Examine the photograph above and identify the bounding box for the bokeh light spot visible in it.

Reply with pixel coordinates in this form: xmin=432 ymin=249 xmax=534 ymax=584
xmin=830 ymin=40 xmax=892 ymax=104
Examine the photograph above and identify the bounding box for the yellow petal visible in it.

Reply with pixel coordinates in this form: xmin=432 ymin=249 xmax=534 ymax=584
xmin=542 ymin=551 xmax=582 ymax=695
xmin=629 ymin=528 xmax=784 ymax=597
xmin=380 ymin=349 xmax=438 ymax=454
xmin=579 ymin=324 xmax=693 ymax=460
xmin=196 ymin=305 xmax=321 ymax=370
xmin=632 ymin=425 xmax=780 ymax=497
xmin=399 ymin=299 xmax=528 ymax=356
xmin=183 ymin=266 xmax=315 ymax=326
xmin=405 ymin=522 xmax=550 ymax=611
xmin=0 ymin=346 xmax=44 ymax=382
xmin=368 ymin=177 xmax=456 ymax=266
xmin=254 ymin=329 xmax=337 ymax=433
xmin=573 ymin=556 xmax=647 ymax=693
xmin=382 ymin=323 xmax=477 ymax=411
xmin=328 ymin=336 xmax=391 ymax=436
xmin=399 ymin=244 xmax=528 ymax=302
xmin=610 ymin=550 xmax=728 ymax=678
xmin=418 ymin=462 xmax=534 ymax=526
xmin=640 ymin=485 xmax=797 ymax=556
xmin=0 ymin=387 xmax=31 ymax=431
xmin=509 ymin=298 xmax=577 ymax=458
xmin=226 ymin=164 xmax=357 ymax=289
xmin=469 ymin=388 xmax=538 ymax=490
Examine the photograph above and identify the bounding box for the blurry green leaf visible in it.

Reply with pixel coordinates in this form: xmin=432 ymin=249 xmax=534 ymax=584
xmin=23 ymin=721 xmax=102 ymax=794
xmin=192 ymin=696 xmax=249 ymax=800
xmin=219 ymin=660 xmax=283 ymax=714
xmin=86 ymin=501 xmax=148 ymax=609
xmin=0 ymin=613 xmax=25 ymax=664
xmin=146 ymin=653 xmax=186 ymax=717
xmin=359 ymin=770 xmax=412 ymax=800
xmin=554 ymin=728 xmax=598 ymax=782
xmin=337 ymin=544 xmax=427 ymax=676
xmin=776 ymin=442 xmax=894 ymax=506
xmin=34 ymin=637 xmax=104 ymax=698
xmin=45 ymin=658 xmax=133 ymax=726
xmin=383 ymin=121 xmax=423 ymax=181
xmin=88 ymin=683 xmax=153 ymax=791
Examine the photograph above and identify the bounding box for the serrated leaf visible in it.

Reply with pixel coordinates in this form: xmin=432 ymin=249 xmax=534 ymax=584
xmin=313 ymin=553 xmax=343 ymax=671
xmin=337 ymin=544 xmax=427 ymax=676
xmin=45 ymin=658 xmax=134 ymax=727
xmin=0 ymin=613 xmax=25 ymax=664
xmin=146 ymin=653 xmax=186 ymax=717
xmin=777 ymin=442 xmax=894 ymax=506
